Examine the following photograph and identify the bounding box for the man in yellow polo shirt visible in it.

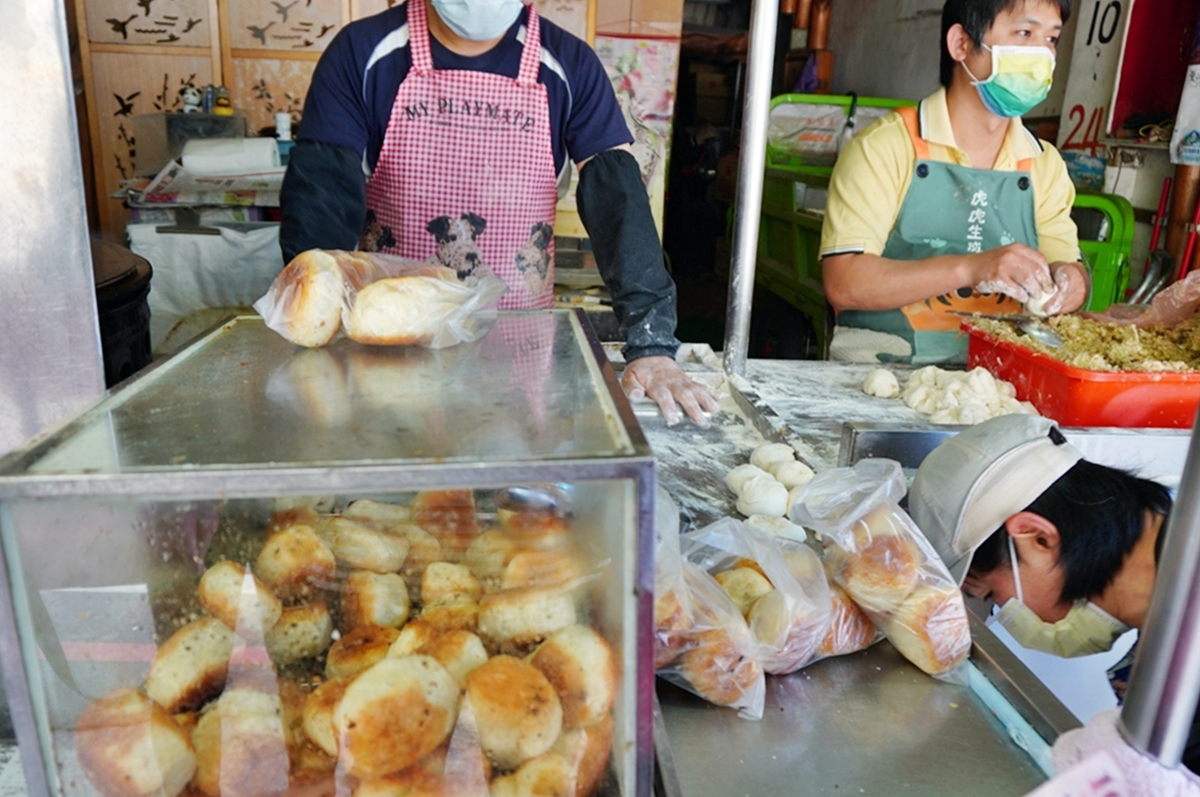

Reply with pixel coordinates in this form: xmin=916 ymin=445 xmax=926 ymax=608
xmin=820 ymin=0 xmax=1088 ymax=363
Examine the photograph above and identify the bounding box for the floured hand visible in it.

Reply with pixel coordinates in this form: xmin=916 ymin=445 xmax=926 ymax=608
xmin=622 ymin=356 xmax=721 ymax=427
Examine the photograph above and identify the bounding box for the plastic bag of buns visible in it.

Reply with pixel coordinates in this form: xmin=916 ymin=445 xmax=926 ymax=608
xmin=790 ymin=459 xmax=971 ymax=679
xmin=254 ymin=249 xmax=507 ymax=349
xmin=679 ymin=518 xmax=832 ymax=675
xmin=655 ymin=561 xmax=767 ymax=720
xmin=652 ymin=486 xmax=695 ymax=672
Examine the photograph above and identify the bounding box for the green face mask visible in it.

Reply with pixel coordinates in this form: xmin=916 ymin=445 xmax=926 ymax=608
xmin=964 ymin=44 xmax=1056 ymax=118
xmin=993 ymin=535 xmax=1129 ymax=657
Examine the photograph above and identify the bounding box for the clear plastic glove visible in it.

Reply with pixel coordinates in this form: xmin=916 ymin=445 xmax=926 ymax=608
xmin=622 ymin=355 xmax=721 ymax=427
xmin=1038 ymin=262 xmax=1088 ymax=315
xmin=970 ymin=243 xmax=1054 ymax=303
xmin=1084 ymin=271 xmax=1200 ymax=328
xmin=1052 ymin=709 xmax=1200 ymax=797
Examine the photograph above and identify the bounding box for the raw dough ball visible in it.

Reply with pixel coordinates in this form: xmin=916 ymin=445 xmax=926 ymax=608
xmin=736 ymin=474 xmax=788 ymax=518
xmin=769 ymin=460 xmax=816 ymax=490
xmin=743 ymin=515 xmax=806 ymax=541
xmin=749 ymin=443 xmax=796 ymax=470
xmin=862 ymin=368 xmax=900 ymax=398
xmin=1024 ymin=290 xmax=1054 ymax=317
xmin=785 ymin=485 xmax=807 ymax=514
xmin=724 ymin=463 xmax=769 ymax=494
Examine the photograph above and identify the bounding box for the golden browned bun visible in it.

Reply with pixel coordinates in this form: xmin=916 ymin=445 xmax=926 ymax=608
xmin=277 ymin=678 xmax=338 ymax=784
xmin=501 ymin=551 xmax=584 ymax=591
xmin=530 ymin=625 xmax=616 ymax=728
xmin=424 ymin=630 xmax=489 ymax=685
xmin=265 ymin=602 xmax=334 ymax=664
xmin=826 ymin=505 xmax=921 ymax=614
xmin=653 ymin=589 xmax=694 ymax=670
xmin=488 ymin=753 xmax=575 ymax=797
xmin=878 ymin=584 xmax=971 ymax=676
xmin=465 ymin=655 xmax=563 ymax=770
xmin=412 ymin=490 xmax=480 ymax=563
xmin=817 ymin=584 xmax=877 ymax=659
xmin=464 ymin=530 xmax=518 ymax=589
xmin=197 ymin=561 xmax=283 ymax=633
xmin=254 ymin=525 xmax=337 ymax=604
xmin=192 ymin=688 xmax=292 ymax=797
xmin=76 ymin=688 xmax=197 ymax=797
xmin=397 ymin=524 xmax=444 ymax=603
xmin=677 ymin=628 xmax=762 ymax=707
xmin=352 ymin=740 xmax=490 ymax=797
xmin=146 ymin=618 xmax=235 ymax=713
xmin=329 ymin=518 xmax=410 ymax=574
xmin=420 ymin=598 xmax=479 ymax=634
xmin=478 ymin=587 xmax=576 ymax=655
xmin=301 ymin=677 xmax=352 ymax=757
xmin=267 ymin=506 xmax=320 ymax=535
xmin=421 ymin=562 xmax=483 ymax=605
xmin=714 ymin=567 xmax=774 ymax=618
xmin=272 ymin=250 xmax=348 ymax=347
xmin=549 ymin=713 xmax=613 ymax=797
xmin=333 ymin=655 xmax=461 ymax=779
xmin=341 ymin=571 xmax=411 ymax=631
xmin=387 ymin=619 xmax=438 ymax=659
xmin=325 ymin=625 xmax=401 ymax=679
xmin=496 ymin=510 xmax=569 ymax=547
xmin=343 ymin=270 xmax=464 ymax=347
xmin=342 ymin=498 xmax=412 ymax=528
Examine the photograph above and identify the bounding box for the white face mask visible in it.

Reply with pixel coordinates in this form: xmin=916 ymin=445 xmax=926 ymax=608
xmin=993 ymin=535 xmax=1129 ymax=657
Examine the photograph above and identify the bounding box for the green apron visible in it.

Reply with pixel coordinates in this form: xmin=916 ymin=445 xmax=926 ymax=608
xmin=835 ymin=105 xmax=1037 ymax=364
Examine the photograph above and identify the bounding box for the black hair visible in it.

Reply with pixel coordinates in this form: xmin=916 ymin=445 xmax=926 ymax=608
xmin=970 ymin=459 xmax=1171 ymax=603
xmin=940 ymin=0 xmax=1073 ymax=88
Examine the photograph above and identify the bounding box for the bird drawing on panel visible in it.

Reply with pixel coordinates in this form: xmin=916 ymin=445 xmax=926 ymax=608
xmin=106 ymin=14 xmax=137 ymax=39
xmin=317 ymin=23 xmax=335 ymax=38
xmin=182 ymin=18 xmax=202 ymax=32
xmin=247 ymin=21 xmax=275 ymax=43
xmin=113 ymin=91 xmax=140 ymax=117
xmin=157 ymin=32 xmax=180 ymax=43
xmin=272 ymin=0 xmax=299 ymax=22
xmin=136 ymin=0 xmax=154 ymax=17
xmin=293 ymin=38 xmax=314 ymax=48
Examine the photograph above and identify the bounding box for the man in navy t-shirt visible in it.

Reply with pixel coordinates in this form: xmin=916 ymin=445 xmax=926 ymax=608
xmin=281 ymin=0 xmax=718 ymax=426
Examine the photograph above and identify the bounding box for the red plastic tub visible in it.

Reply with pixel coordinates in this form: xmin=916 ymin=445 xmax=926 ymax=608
xmin=964 ymin=324 xmax=1200 ymax=428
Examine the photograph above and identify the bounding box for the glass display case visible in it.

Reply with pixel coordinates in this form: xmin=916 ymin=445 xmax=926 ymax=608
xmin=0 ymin=311 xmax=655 ymax=797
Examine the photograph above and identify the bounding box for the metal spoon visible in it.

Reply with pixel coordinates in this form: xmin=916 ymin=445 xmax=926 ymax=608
xmin=954 ymin=312 xmax=1064 ymax=348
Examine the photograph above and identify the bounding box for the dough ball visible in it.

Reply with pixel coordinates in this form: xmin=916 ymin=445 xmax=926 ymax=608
xmin=785 ymin=485 xmax=807 ymax=514
xmin=334 ymin=655 xmax=461 ymax=779
xmin=342 ymin=571 xmax=411 ymax=631
xmin=862 ymin=368 xmax=901 ymax=398
xmin=330 ymin=517 xmax=410 ymax=574
xmin=325 ymin=624 xmax=402 ymax=679
xmin=825 ymin=505 xmax=921 ymax=614
xmin=724 ymin=463 xmax=769 ymax=494
xmin=197 ymin=561 xmax=283 ymax=634
xmin=530 ymin=625 xmax=617 ymax=728
xmin=145 ymin=618 xmax=235 ymax=714
xmin=817 ymin=584 xmax=877 ymax=659
xmin=264 ymin=602 xmax=333 ymax=664
xmin=735 ymin=474 xmax=788 ymax=518
xmin=465 ymin=655 xmax=563 ymax=770
xmin=488 ymin=753 xmax=575 ymax=797
xmin=714 ymin=567 xmax=775 ymax=618
xmin=342 ymin=498 xmax=412 ymax=528
xmin=768 ymin=460 xmax=816 ymax=490
xmin=742 ymin=515 xmax=806 ymax=540
xmin=420 ymin=597 xmax=480 ymax=634
xmin=343 ymin=268 xmax=464 ymax=347
xmin=302 ymin=676 xmax=352 ymax=757
xmin=749 ymin=443 xmax=796 ymax=471
xmin=1024 ymin=290 xmax=1054 ymax=317
xmin=192 ymin=688 xmax=290 ymax=797
xmin=421 ymin=561 xmax=483 ymax=605
xmin=478 ymin=587 xmax=577 ymax=655
xmin=76 ymin=688 xmax=196 ymax=797
xmin=677 ymin=628 xmax=762 ymax=707
xmin=549 ymin=712 xmax=613 ymax=797
xmin=878 ymin=584 xmax=971 ymax=676
xmin=254 ymin=524 xmax=336 ymax=605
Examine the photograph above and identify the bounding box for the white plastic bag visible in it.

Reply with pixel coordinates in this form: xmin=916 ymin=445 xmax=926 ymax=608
xmin=791 ymin=459 xmax=971 ymax=679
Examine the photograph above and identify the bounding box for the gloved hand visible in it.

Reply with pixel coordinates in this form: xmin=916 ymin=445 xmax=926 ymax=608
xmin=1052 ymin=709 xmax=1200 ymax=797
xmin=1037 ymin=262 xmax=1088 ymax=315
xmin=970 ymin=243 xmax=1054 ymax=303
xmin=622 ymin=356 xmax=720 ymax=427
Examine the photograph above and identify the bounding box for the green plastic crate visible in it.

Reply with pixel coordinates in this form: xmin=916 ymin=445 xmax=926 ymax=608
xmin=1072 ymin=192 xmax=1134 ymax=312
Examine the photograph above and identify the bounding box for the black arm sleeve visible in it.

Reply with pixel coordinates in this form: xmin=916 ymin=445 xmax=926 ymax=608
xmin=576 ymin=148 xmax=681 ymax=362
xmin=279 ymin=140 xmax=368 ymax=263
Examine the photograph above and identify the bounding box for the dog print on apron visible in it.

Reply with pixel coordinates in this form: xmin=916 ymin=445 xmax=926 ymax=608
xmin=362 ymin=0 xmax=560 ymax=311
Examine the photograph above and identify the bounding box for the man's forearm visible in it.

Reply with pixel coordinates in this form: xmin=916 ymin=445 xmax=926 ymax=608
xmin=279 ymin=140 xmax=368 ymax=262
xmin=822 ymin=252 xmax=974 ymax=311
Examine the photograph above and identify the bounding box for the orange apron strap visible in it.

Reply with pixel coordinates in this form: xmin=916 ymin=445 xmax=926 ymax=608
xmin=1016 ymin=157 xmax=1034 ymax=172
xmin=896 ymin=106 xmax=930 ymax=161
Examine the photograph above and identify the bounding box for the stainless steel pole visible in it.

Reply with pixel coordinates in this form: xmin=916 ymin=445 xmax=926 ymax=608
xmin=1120 ymin=419 xmax=1200 ymax=767
xmin=721 ymin=0 xmax=780 ymax=377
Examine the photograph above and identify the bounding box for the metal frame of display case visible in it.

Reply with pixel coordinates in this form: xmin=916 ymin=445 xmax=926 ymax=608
xmin=0 ymin=310 xmax=657 ymax=797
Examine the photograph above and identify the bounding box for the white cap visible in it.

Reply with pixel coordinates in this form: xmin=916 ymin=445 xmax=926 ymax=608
xmin=908 ymin=414 xmax=1083 ymax=585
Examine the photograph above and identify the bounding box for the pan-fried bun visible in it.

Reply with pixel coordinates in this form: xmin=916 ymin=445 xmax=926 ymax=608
xmin=343 ymin=498 xmax=412 ymax=528
xmin=333 ymin=655 xmax=461 ymax=779
xmin=488 ymin=753 xmax=575 ymax=797
xmin=421 ymin=562 xmax=483 ymax=605
xmin=412 ymin=490 xmax=480 ymax=563
xmin=76 ymin=688 xmax=196 ymax=797
xmin=714 ymin=567 xmax=774 ymax=618
xmin=301 ymin=677 xmax=352 ymax=757
xmin=342 ymin=571 xmax=411 ymax=631
xmin=191 ymin=688 xmax=291 ymax=797
xmin=501 ymin=551 xmax=583 ymax=591
xmin=817 ymin=584 xmax=877 ymax=659
xmin=329 ymin=518 xmax=410 ymax=574
xmin=420 ymin=597 xmax=479 ymax=634
xmin=325 ymin=625 xmax=401 ymax=679
xmin=265 ymin=602 xmax=334 ymax=664
xmin=677 ymin=628 xmax=762 ymax=707
xmin=343 ymin=271 xmax=463 ymax=347
xmin=146 ymin=618 xmax=235 ymax=714
xmin=424 ymin=630 xmax=489 ymax=685
xmin=197 ymin=561 xmax=283 ymax=633
xmin=878 ymin=584 xmax=970 ymax=676
xmin=272 ymin=249 xmax=347 ymax=348
xmin=530 ymin=625 xmax=616 ymax=728
xmin=826 ymin=505 xmax=921 ymax=614
xmin=464 ymin=530 xmax=518 ymax=589
xmin=550 ymin=712 xmax=613 ymax=797
xmin=465 ymin=655 xmax=563 ymax=770
xmin=397 ymin=525 xmax=444 ymax=603
xmin=254 ymin=525 xmax=336 ymax=604
xmin=478 ymin=587 xmax=576 ymax=655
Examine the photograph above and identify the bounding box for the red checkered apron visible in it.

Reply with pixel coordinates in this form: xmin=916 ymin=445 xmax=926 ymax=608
xmin=364 ymin=0 xmax=559 ymax=311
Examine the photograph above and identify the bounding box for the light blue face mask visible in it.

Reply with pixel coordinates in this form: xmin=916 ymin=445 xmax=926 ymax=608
xmin=430 ymin=0 xmax=524 ymax=41
xmin=963 ymin=44 xmax=1056 ymax=118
